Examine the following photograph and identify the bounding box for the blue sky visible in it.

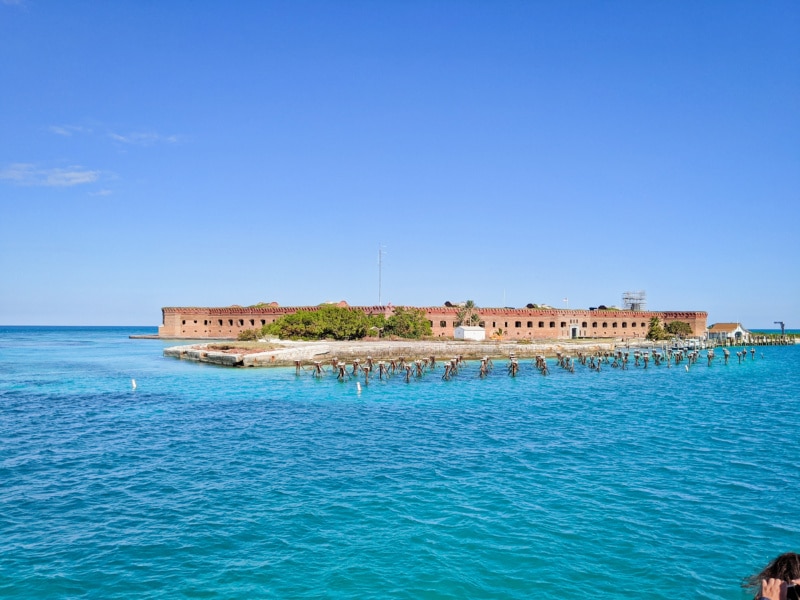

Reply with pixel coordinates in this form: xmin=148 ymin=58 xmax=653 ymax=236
xmin=1 ymin=1 xmax=798 ymax=327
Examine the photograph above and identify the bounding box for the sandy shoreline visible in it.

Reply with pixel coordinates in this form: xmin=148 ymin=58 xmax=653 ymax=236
xmin=162 ymin=338 xmax=639 ymax=368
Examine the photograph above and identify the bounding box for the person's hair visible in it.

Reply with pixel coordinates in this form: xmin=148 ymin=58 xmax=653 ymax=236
xmin=744 ymin=553 xmax=800 ymax=596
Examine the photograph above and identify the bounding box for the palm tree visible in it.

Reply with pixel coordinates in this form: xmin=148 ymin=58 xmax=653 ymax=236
xmin=455 ymin=300 xmax=480 ymax=327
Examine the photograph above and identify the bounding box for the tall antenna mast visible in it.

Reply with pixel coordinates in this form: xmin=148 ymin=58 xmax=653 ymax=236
xmin=378 ymin=244 xmax=383 ymax=306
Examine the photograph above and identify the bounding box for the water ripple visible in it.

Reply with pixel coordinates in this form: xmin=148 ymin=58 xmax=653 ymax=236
xmin=1 ymin=330 xmax=798 ymax=598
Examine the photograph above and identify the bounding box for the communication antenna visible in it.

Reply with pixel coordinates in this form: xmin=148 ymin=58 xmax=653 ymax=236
xmin=378 ymin=244 xmax=385 ymax=306
xmin=622 ymin=290 xmax=647 ymax=311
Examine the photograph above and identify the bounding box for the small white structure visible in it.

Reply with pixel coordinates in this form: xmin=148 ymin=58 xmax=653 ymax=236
xmin=454 ymin=326 xmax=486 ymax=341
xmin=707 ymin=322 xmax=750 ymax=345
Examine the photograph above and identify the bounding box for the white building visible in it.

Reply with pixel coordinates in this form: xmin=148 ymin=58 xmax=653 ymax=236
xmin=707 ymin=322 xmax=750 ymax=345
xmin=454 ymin=326 xmax=486 ymax=341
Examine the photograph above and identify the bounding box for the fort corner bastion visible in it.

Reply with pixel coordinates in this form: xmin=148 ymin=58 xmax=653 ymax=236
xmin=158 ymin=303 xmax=708 ymax=341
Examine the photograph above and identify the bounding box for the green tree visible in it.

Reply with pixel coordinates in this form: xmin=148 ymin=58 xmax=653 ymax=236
xmin=314 ymin=305 xmax=370 ymax=340
xmin=365 ymin=313 xmax=387 ymax=338
xmin=664 ymin=321 xmax=693 ymax=338
xmin=646 ymin=316 xmax=668 ymax=341
xmin=264 ymin=310 xmax=321 ymax=340
xmin=384 ymin=307 xmax=432 ymax=339
xmin=261 ymin=306 xmax=427 ymax=340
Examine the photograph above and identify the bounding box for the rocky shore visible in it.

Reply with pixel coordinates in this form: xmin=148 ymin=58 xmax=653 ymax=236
xmin=163 ymin=338 xmax=626 ymax=368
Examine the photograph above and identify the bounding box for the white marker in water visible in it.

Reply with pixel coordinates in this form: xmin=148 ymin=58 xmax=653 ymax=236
xmin=356 ymin=382 xmax=361 ymax=393
xmin=132 ymin=378 xmax=137 ymax=390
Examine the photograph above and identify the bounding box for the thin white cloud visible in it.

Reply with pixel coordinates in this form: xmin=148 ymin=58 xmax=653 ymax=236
xmin=49 ymin=124 xmax=92 ymax=137
xmin=0 ymin=163 xmax=101 ymax=187
xmin=0 ymin=163 xmax=33 ymax=183
xmin=90 ymin=188 xmax=113 ymax=196
xmin=108 ymin=131 xmax=181 ymax=145
xmin=45 ymin=167 xmax=100 ymax=186
xmin=46 ymin=123 xmax=183 ymax=146
xmin=2 ymin=0 xmax=25 ymax=6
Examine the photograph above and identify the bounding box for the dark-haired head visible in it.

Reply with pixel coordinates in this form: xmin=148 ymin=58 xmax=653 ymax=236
xmin=744 ymin=553 xmax=800 ymax=597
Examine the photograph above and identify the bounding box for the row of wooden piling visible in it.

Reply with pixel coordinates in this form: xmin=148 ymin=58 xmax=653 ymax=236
xmin=714 ymin=336 xmax=795 ymax=347
xmin=292 ymin=345 xmax=763 ymax=384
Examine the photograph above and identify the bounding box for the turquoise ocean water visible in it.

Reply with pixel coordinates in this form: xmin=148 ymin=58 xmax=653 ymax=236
xmin=1 ymin=327 xmax=798 ymax=599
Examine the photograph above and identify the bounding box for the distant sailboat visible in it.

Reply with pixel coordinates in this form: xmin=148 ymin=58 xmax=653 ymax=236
xmin=132 ymin=378 xmax=137 ymax=390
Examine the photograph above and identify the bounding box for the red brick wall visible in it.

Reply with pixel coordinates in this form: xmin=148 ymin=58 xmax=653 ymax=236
xmin=159 ymin=305 xmax=708 ymax=340
xmin=425 ymin=307 xmax=707 ymax=339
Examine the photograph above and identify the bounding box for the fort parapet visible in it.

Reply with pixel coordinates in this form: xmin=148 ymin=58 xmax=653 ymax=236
xmin=159 ymin=304 xmax=708 ymax=340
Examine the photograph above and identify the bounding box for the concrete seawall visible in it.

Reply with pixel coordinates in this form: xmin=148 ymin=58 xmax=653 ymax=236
xmin=164 ymin=339 xmax=625 ymax=368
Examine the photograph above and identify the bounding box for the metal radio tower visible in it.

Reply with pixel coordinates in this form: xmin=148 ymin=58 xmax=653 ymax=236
xmin=622 ymin=291 xmax=647 ymax=311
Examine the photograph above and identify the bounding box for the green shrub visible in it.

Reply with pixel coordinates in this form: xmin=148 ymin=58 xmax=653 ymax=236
xmin=237 ymin=329 xmax=258 ymax=341
xmin=262 ymin=306 xmax=430 ymax=341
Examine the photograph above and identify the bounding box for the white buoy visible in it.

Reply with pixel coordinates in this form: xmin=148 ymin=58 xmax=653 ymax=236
xmin=685 ymin=365 xmax=689 ymax=372
xmin=132 ymin=378 xmax=137 ymax=390
xmin=356 ymin=382 xmax=361 ymax=393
